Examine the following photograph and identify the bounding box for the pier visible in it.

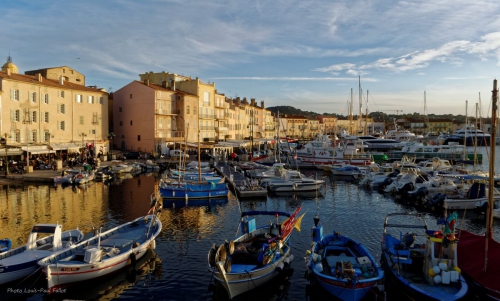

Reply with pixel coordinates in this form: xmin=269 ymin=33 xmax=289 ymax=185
xmin=214 ymin=161 xmax=267 ymax=199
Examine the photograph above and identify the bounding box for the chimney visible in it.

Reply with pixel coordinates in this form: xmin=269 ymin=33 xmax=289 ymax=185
xmin=162 ymin=81 xmax=167 ymax=89
xmin=172 ymin=80 xmax=176 ymax=91
xmin=59 ymin=76 xmax=65 ymax=85
xmin=37 ymin=73 xmax=42 ymax=82
xmin=261 ymin=100 xmax=265 ymax=108
xmin=251 ymin=98 xmax=256 ymax=106
xmin=144 ymin=79 xmax=150 ymax=86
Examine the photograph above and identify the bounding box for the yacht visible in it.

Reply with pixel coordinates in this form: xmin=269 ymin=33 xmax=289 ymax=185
xmin=444 ymin=123 xmax=491 ymax=146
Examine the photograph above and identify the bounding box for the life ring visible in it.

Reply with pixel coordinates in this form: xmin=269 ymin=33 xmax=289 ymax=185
xmin=227 ymin=240 xmax=235 ymax=255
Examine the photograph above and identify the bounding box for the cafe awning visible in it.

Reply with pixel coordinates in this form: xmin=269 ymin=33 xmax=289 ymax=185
xmin=0 ymin=148 xmax=23 ymax=156
xmin=21 ymin=146 xmax=53 ymax=155
xmin=49 ymin=143 xmax=81 ymax=152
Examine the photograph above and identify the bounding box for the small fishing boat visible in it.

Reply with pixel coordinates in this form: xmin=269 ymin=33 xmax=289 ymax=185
xmin=264 ymin=170 xmax=324 ymax=192
xmin=330 ymin=164 xmax=364 ymax=178
xmin=207 ymin=206 xmax=303 ymax=299
xmin=0 ymin=238 xmax=12 ymax=253
xmin=159 ymin=181 xmax=229 ymax=199
xmin=0 ymin=224 xmax=84 ymax=285
xmin=381 ymin=212 xmax=468 ymax=300
xmin=37 ymin=196 xmax=162 ymax=292
xmin=305 ymin=215 xmax=384 ymax=301
xmin=73 ymin=170 xmax=95 ymax=185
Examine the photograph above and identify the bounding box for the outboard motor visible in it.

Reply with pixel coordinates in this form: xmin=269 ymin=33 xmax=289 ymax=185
xmin=379 ymin=178 xmax=393 ymax=190
xmin=408 ymin=186 xmax=429 ymax=200
xmin=424 ymin=193 xmax=446 ymax=211
xmin=402 ymin=232 xmax=416 ymax=248
xmin=400 ymin=182 xmax=415 ymax=194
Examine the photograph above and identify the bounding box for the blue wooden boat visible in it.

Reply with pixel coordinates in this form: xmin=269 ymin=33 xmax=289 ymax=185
xmin=159 ymin=181 xmax=229 ymax=199
xmin=0 ymin=238 xmax=12 ymax=253
xmin=381 ymin=212 xmax=468 ymax=300
xmin=305 ymin=215 xmax=383 ymax=301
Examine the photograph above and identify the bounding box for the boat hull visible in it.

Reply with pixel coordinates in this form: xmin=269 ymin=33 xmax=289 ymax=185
xmin=160 ymin=183 xmax=229 ymax=199
xmin=211 ymin=249 xmax=292 ymax=299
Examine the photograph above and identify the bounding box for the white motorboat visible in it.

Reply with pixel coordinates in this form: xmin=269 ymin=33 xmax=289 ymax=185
xmin=264 ymin=170 xmax=324 ymax=192
xmin=38 ymin=198 xmax=162 ymax=292
xmin=0 ymin=224 xmax=83 ymax=285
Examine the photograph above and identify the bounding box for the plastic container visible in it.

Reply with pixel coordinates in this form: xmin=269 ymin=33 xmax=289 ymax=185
xmin=450 ymin=270 xmax=459 ymax=282
xmin=442 ymin=271 xmax=450 ymax=284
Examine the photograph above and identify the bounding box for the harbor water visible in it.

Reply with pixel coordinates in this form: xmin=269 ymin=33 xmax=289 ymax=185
xmin=0 ymin=146 xmax=499 ymax=301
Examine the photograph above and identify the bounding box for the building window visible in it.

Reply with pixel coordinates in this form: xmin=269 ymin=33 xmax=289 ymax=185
xmin=99 ymin=97 xmax=104 ymax=104
xmin=58 ymin=104 xmax=66 ymax=114
xmin=59 ymin=121 xmax=65 ymax=131
xmin=138 ymin=135 xmax=141 ymax=141
xmin=80 ymin=116 xmax=84 ymax=125
xmin=120 ymin=121 xmax=123 ymax=126
xmin=130 ymin=120 xmax=133 ymax=125
xmin=31 ymin=131 xmax=37 ymax=143
xmin=32 ymin=111 xmax=37 ymax=122
xmin=159 ymin=118 xmax=163 ymax=128
xmin=88 ymin=96 xmax=94 ymax=104
xmin=11 ymin=89 xmax=20 ymax=101
xmin=59 ymin=90 xmax=65 ymax=98
xmin=43 ymin=94 xmax=50 ymax=104
xmin=13 ymin=110 xmax=20 ymax=122
xmin=91 ymin=129 xmax=96 ymax=135
xmin=44 ymin=112 xmax=49 ymax=123
xmin=130 ymin=94 xmax=132 ymax=99
xmin=119 ymin=107 xmax=122 ymax=112
xmin=194 ymin=106 xmax=197 ymax=115
xmin=204 ymin=92 xmax=210 ymax=105
xmin=76 ymin=94 xmax=82 ymax=103
xmin=187 ymin=106 xmax=190 ymax=114
xmin=44 ymin=132 xmax=50 ymax=142
xmin=29 ymin=92 xmax=37 ymax=103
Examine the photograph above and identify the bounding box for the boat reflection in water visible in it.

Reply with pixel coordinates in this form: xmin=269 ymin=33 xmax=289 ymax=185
xmin=162 ymin=196 xmax=230 ymax=208
xmin=45 ymin=249 xmax=162 ymax=301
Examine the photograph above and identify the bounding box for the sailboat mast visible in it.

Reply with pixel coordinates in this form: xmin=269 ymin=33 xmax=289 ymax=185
xmin=365 ymin=90 xmax=369 ymax=135
xmin=485 ymin=79 xmax=498 ymax=272
xmin=198 ymin=123 xmax=201 ymax=181
xmin=359 ymin=76 xmax=362 ymax=134
xmin=349 ymin=89 xmax=354 ymax=135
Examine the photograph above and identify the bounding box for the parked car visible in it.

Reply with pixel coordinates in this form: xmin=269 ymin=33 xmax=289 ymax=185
xmin=169 ymin=150 xmax=189 ymax=160
xmin=125 ymin=152 xmax=141 ymax=159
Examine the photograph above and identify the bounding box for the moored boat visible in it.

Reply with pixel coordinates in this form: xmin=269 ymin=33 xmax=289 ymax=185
xmin=37 ymin=197 xmax=162 ymax=292
xmin=207 ymin=207 xmax=303 ymax=299
xmin=0 ymin=238 xmax=12 ymax=253
xmin=0 ymin=224 xmax=84 ymax=285
xmin=305 ymin=216 xmax=383 ymax=301
xmin=381 ymin=212 xmax=468 ymax=300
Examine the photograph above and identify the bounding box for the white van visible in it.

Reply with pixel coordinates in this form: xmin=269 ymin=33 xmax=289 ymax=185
xmin=169 ymin=150 xmax=189 ymax=159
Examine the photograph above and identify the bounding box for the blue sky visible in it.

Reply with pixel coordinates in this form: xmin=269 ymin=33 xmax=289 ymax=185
xmin=2 ymin=0 xmax=500 ymax=116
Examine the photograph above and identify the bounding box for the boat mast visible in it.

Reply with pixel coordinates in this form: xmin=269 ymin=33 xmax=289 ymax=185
xmin=358 ymin=75 xmax=362 ymax=135
xmin=349 ymin=89 xmax=354 ymax=135
xmin=365 ymin=90 xmax=369 ymax=135
xmin=424 ymin=91 xmax=429 ymax=136
xmin=485 ymin=79 xmax=498 ymax=272
xmin=198 ymin=122 xmax=201 ymax=182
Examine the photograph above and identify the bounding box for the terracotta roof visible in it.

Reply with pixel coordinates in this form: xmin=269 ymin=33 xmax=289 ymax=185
xmin=0 ymin=71 xmax=106 ymax=93
xmin=132 ymin=80 xmax=198 ymax=97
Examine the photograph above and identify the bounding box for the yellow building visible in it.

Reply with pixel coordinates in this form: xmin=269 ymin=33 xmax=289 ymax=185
xmin=139 ymin=71 xmax=216 ymax=142
xmin=0 ymin=57 xmax=109 ymax=160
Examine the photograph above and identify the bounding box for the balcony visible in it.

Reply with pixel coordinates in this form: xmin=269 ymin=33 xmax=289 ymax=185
xmin=199 ymin=113 xmax=214 ymax=119
xmin=265 ymin=126 xmax=275 ymax=131
xmin=200 ymin=126 xmax=215 ymax=131
xmin=155 ymin=109 xmax=174 ymax=115
xmin=216 ymin=126 xmax=229 ymax=133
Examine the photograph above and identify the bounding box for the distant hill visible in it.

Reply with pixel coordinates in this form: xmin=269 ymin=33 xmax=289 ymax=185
xmin=267 ymin=106 xmax=324 ymax=118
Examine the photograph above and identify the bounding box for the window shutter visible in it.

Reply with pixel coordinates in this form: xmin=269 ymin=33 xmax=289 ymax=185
xmin=19 ymin=90 xmax=22 ymax=101
xmin=47 ymin=112 xmax=50 ymax=123
xmin=47 ymin=94 xmax=50 ymax=104
xmin=11 ymin=89 xmax=14 ymax=100
xmin=57 ymin=104 xmax=61 ymax=113
xmin=10 ymin=109 xmax=14 ymax=121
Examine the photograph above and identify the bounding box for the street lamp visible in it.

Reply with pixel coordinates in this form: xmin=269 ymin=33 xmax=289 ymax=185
xmin=1 ymin=133 xmax=9 ymax=175
xmin=107 ymin=132 xmax=115 ymax=158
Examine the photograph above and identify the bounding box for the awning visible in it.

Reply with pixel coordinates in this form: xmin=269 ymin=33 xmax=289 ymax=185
xmin=0 ymin=148 xmax=23 ymax=156
xmin=49 ymin=143 xmax=81 ymax=151
xmin=21 ymin=146 xmax=54 ymax=155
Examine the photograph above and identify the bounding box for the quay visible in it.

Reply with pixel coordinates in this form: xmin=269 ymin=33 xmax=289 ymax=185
xmin=214 ymin=161 xmax=267 ymax=199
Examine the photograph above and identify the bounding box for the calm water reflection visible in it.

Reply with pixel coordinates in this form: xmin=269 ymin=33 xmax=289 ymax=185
xmin=0 ymin=147 xmax=499 ymax=300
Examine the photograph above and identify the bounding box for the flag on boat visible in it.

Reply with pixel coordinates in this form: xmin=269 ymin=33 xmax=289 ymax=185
xmin=294 ymin=213 xmax=306 ymax=232
xmin=281 ymin=205 xmax=302 ymax=239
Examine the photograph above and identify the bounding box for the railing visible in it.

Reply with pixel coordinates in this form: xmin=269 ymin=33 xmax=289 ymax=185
xmin=199 ymin=114 xmax=214 ymax=119
xmin=155 ymin=109 xmax=174 ymax=115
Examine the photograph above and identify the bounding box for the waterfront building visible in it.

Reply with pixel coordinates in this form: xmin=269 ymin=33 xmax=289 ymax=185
xmin=316 ymin=116 xmax=337 ymax=135
xmin=0 ymin=56 xmax=109 ymax=163
xmin=112 ymin=80 xmax=199 ymax=155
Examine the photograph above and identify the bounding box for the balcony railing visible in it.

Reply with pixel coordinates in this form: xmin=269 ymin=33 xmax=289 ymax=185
xmin=216 ymin=127 xmax=229 ymax=133
xmin=155 ymin=109 xmax=174 ymax=115
xmin=199 ymin=114 xmax=214 ymax=119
